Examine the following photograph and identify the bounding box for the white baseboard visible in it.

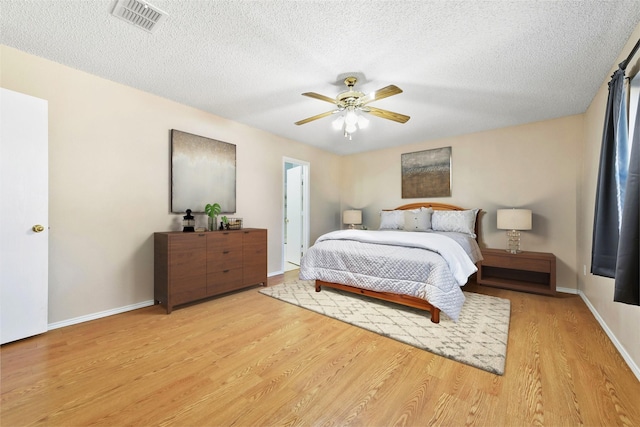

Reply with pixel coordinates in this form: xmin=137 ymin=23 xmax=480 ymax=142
xmin=557 ymin=286 xmax=579 ymax=294
xmin=47 ymin=300 xmax=155 ymax=331
xmin=47 ymin=271 xmax=286 ymax=331
xmin=578 ymin=290 xmax=640 ymax=382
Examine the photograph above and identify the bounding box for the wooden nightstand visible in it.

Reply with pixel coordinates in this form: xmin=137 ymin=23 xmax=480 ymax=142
xmin=477 ymin=248 xmax=556 ymax=296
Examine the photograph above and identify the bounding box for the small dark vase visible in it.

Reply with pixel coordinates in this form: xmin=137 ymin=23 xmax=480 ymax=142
xmin=219 ymin=221 xmax=224 ymax=231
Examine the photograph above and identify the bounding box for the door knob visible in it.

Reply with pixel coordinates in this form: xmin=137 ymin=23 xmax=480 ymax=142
xmin=32 ymin=225 xmax=45 ymax=233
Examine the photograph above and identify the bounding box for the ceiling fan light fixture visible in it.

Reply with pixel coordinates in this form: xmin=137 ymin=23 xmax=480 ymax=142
xmin=344 ymin=122 xmax=357 ymax=134
xmin=332 ymin=107 xmax=368 ymax=139
xmin=295 ymin=76 xmax=409 ymax=140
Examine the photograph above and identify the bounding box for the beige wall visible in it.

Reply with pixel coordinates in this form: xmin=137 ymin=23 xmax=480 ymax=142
xmin=578 ymin=24 xmax=640 ymax=372
xmin=341 ymin=115 xmax=582 ymax=291
xmin=1 ymin=45 xmax=342 ymax=324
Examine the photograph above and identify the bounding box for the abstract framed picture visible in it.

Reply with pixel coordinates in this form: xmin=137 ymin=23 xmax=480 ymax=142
xmin=171 ymin=129 xmax=236 ymax=214
xmin=401 ymin=146 xmax=452 ymax=198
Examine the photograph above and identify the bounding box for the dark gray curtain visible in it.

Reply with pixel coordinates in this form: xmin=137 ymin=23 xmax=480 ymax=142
xmin=614 ymin=105 xmax=639 ymax=306
xmin=591 ymin=68 xmax=626 ymax=277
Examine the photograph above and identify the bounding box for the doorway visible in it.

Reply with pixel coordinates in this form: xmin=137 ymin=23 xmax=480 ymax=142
xmin=283 ymin=158 xmax=310 ymax=272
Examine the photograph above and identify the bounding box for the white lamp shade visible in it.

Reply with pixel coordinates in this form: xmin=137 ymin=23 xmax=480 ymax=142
xmin=357 ymin=115 xmax=369 ymax=129
xmin=344 ymin=109 xmax=358 ymax=126
xmin=332 ymin=115 xmax=344 ymax=130
xmin=497 ymin=209 xmax=532 ymax=230
xmin=343 ymin=209 xmax=362 ymax=225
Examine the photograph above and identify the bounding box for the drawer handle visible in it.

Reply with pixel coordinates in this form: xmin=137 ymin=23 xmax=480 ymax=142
xmin=223 ymin=269 xmax=230 ymax=273
xmin=223 ymin=251 xmax=230 ymax=254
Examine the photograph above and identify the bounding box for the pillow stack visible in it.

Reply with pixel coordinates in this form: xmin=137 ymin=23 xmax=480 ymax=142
xmin=380 ymin=208 xmax=479 ymax=237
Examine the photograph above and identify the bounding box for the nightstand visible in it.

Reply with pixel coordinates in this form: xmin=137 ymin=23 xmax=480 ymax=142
xmin=477 ymin=248 xmax=556 ymax=296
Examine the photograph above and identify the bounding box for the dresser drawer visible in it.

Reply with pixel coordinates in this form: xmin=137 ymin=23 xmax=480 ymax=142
xmin=207 ymin=232 xmax=242 ymax=249
xmin=207 ymin=268 xmax=244 ymax=295
xmin=482 ymin=253 xmax=551 ymax=273
xmin=207 ymin=249 xmax=242 ymax=271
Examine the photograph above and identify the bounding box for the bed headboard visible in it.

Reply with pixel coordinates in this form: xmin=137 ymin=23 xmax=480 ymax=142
xmin=394 ymin=202 xmax=467 ymax=211
xmin=393 ymin=202 xmax=482 ymax=241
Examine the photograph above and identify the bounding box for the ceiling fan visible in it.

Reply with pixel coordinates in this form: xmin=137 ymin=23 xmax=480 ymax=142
xmin=295 ymin=77 xmax=410 ymax=139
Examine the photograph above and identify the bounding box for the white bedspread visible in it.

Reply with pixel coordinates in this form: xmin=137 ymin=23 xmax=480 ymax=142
xmin=299 ymin=230 xmax=478 ymax=321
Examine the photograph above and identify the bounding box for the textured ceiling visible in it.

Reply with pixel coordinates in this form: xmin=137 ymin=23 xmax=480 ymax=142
xmin=1 ymin=1 xmax=639 ymax=155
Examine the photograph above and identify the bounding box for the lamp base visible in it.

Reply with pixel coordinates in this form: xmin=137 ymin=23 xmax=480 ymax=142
xmin=506 ymin=229 xmax=521 ymax=254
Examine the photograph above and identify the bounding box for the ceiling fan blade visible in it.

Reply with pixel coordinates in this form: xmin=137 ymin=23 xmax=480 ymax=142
xmin=295 ymin=110 xmax=336 ymax=125
xmin=360 ymin=85 xmax=403 ymax=105
xmin=365 ymin=106 xmax=410 ymax=123
xmin=302 ymin=92 xmax=338 ymax=104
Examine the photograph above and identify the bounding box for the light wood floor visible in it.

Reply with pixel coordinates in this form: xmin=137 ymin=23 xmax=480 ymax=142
xmin=2 ymin=270 xmax=639 ymax=426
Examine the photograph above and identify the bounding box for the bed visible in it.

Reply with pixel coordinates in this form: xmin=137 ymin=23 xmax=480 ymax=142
xmin=299 ymin=203 xmax=483 ymax=323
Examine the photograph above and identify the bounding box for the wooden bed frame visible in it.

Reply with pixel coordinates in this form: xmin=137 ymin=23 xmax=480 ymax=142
xmin=314 ymin=202 xmax=480 ymax=324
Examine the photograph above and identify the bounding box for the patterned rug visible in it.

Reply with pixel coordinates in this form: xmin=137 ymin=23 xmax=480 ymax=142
xmin=260 ymin=279 xmax=511 ymax=375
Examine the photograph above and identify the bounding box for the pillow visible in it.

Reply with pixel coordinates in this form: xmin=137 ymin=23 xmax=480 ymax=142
xmin=403 ymin=208 xmax=433 ymax=231
xmin=379 ymin=210 xmax=404 ymax=229
xmin=431 ymin=209 xmax=479 ymax=237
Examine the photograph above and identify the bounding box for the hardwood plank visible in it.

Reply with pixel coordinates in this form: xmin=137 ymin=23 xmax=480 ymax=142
xmin=1 ymin=273 xmax=639 ymax=426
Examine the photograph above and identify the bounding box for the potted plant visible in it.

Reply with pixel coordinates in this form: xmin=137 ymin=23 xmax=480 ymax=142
xmin=221 ymin=215 xmax=229 ymax=230
xmin=204 ymin=203 xmax=221 ymax=231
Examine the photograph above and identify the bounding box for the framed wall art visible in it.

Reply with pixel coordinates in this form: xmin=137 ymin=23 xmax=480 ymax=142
xmin=401 ymin=146 xmax=452 ymax=198
xmin=171 ymin=129 xmax=236 ymax=213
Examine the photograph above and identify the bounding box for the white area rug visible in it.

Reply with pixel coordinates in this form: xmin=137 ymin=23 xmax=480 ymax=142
xmin=260 ymin=279 xmax=511 ymax=375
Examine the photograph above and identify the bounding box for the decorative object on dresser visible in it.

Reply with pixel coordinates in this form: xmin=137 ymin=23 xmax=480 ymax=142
xmin=171 ymin=129 xmax=236 ymax=214
xmin=497 ymin=208 xmax=532 ymax=253
xmin=182 ymin=209 xmax=195 ymax=232
xmin=154 ymin=228 xmax=267 ymax=313
xmin=477 ymin=248 xmax=556 ymax=296
xmin=401 ymin=147 xmax=452 ymax=198
xmin=300 ymin=202 xmax=482 ymax=323
xmin=204 ymin=202 xmax=221 ymax=231
xmin=261 ymin=279 xmax=511 ymax=375
xmin=225 ymin=218 xmax=243 ymax=230
xmin=343 ymin=209 xmax=362 ymax=229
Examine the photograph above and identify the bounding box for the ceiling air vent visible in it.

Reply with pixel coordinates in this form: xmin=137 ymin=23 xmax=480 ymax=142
xmin=111 ymin=0 xmax=168 ymax=33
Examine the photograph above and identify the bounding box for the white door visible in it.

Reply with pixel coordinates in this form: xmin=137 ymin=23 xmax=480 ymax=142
xmin=0 ymin=88 xmax=49 ymax=344
xmin=285 ymin=165 xmax=303 ymax=265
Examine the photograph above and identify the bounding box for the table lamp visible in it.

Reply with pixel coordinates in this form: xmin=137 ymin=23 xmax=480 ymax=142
xmin=343 ymin=210 xmax=362 ymax=229
xmin=497 ymin=208 xmax=532 ymax=254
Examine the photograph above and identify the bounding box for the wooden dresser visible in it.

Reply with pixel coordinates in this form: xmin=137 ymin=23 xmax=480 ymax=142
xmin=154 ymin=228 xmax=267 ymax=313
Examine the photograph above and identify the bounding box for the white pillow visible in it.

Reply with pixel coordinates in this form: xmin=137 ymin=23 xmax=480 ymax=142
xmin=379 ymin=210 xmax=404 ymax=229
xmin=431 ymin=209 xmax=478 ymax=237
xmin=403 ymin=208 xmax=433 ymax=231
